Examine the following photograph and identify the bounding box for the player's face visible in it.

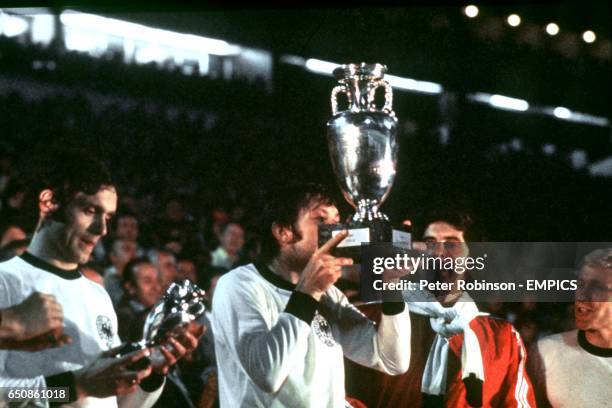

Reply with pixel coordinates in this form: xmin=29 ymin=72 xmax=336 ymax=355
xmin=423 ymin=221 xmax=469 ymax=285
xmin=423 ymin=221 xmax=468 ymax=257
xmin=134 ymin=263 xmax=162 ymax=308
xmin=51 ymin=186 xmax=117 ymax=267
xmin=289 ymin=202 xmax=339 ymax=270
xmin=575 ymin=265 xmax=612 ymax=332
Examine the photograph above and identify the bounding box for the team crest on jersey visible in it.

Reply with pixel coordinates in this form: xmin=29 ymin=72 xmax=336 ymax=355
xmin=96 ymin=315 xmax=114 ymax=348
xmin=313 ymin=312 xmax=336 ymax=347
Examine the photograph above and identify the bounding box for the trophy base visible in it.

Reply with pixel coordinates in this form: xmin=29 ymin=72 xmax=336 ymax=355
xmin=318 ymin=220 xmax=411 ymax=262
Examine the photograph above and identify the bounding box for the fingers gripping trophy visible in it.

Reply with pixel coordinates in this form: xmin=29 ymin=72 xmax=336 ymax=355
xmin=320 ymin=63 xmax=411 ymax=274
xmin=113 ymin=280 xmax=206 ymax=369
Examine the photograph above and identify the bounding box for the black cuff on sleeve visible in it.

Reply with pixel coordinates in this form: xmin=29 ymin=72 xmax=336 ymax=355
xmin=382 ymin=301 xmax=405 ymax=316
xmin=284 ymin=291 xmax=319 ymax=324
xmin=45 ymin=371 xmax=77 ymax=405
xmin=140 ymin=372 xmax=165 ymax=392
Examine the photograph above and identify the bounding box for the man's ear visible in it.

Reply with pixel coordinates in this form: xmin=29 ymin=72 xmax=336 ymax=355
xmin=271 ymin=222 xmax=294 ymax=248
xmin=38 ymin=189 xmax=58 ymax=218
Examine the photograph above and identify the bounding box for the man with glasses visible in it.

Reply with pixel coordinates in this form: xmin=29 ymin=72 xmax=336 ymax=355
xmin=346 ymin=209 xmax=536 ymax=407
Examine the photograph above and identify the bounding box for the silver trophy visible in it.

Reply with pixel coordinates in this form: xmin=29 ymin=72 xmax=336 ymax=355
xmin=320 ymin=63 xmax=410 ymax=254
xmin=114 ymin=280 xmax=206 ymax=368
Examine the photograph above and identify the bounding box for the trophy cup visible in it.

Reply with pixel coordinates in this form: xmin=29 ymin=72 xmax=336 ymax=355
xmin=113 ymin=280 xmax=207 ymax=369
xmin=319 ymin=62 xmax=410 ymax=260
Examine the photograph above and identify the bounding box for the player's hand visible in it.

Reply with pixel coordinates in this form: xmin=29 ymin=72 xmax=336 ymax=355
xmin=149 ymin=322 xmax=205 ymax=375
xmin=295 ymin=230 xmax=353 ymax=301
xmin=74 ymin=347 xmax=153 ymax=399
xmin=0 ymin=292 xmax=71 ymax=350
xmin=0 ymin=327 xmax=71 ymax=351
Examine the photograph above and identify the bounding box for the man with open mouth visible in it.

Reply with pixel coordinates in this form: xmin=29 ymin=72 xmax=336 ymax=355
xmin=528 ymin=248 xmax=612 ymax=407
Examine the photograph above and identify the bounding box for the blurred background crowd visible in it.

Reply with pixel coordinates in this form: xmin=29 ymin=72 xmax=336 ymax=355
xmin=0 ymin=3 xmax=610 ymax=406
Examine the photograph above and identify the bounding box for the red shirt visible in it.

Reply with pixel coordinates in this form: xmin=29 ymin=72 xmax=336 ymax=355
xmin=345 ymin=304 xmax=535 ymax=407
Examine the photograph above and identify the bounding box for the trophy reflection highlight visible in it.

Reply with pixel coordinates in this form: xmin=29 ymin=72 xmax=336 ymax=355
xmin=321 ymin=63 xmax=410 ymax=257
xmin=114 ymin=280 xmax=206 ymax=368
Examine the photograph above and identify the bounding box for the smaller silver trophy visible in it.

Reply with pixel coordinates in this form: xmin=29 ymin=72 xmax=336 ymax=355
xmin=320 ymin=63 xmax=410 ymax=260
xmin=114 ymin=280 xmax=206 ymax=368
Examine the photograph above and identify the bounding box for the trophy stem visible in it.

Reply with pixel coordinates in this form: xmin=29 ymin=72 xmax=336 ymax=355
xmin=352 ymin=199 xmax=389 ymax=223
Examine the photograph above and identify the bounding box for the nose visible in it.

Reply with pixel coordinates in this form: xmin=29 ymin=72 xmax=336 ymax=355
xmin=90 ymin=215 xmax=108 ymax=236
xmin=431 ymin=242 xmax=445 ymax=258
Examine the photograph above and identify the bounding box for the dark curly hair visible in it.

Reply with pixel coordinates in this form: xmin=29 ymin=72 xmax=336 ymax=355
xmin=418 ymin=207 xmax=480 ymax=241
xmin=259 ymin=182 xmax=335 ymax=262
xmin=21 ymin=148 xmax=113 ymax=225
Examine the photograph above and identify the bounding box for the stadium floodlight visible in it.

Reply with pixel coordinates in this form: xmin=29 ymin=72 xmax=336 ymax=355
xmin=304 ymin=58 xmax=338 ymax=75
xmin=464 ymin=5 xmax=479 ymax=18
xmin=489 ymin=94 xmax=529 ymax=111
xmin=553 ymin=107 xmax=571 ymax=119
xmin=546 ymin=23 xmax=559 ymax=36
xmin=582 ymin=30 xmax=596 ymax=43
xmin=0 ymin=12 xmax=29 ymax=37
xmin=386 ymin=75 xmax=443 ymax=94
xmin=507 ymin=14 xmax=521 ymax=27
xmin=60 ymin=10 xmax=240 ymax=56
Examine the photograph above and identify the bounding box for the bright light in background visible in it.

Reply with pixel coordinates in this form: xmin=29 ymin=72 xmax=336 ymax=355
xmin=135 ymin=45 xmax=168 ymax=64
xmin=464 ymin=5 xmax=479 ymax=18
xmin=507 ymin=14 xmax=521 ymax=27
xmin=553 ymin=107 xmax=571 ymax=119
xmin=489 ymin=94 xmax=529 ymax=111
xmin=386 ymin=75 xmax=443 ymax=94
xmin=60 ymin=11 xmax=240 ymax=56
xmin=304 ymin=58 xmax=443 ymax=94
xmin=582 ymin=30 xmax=596 ymax=43
xmin=542 ymin=144 xmax=557 ymax=156
xmin=545 ymin=23 xmax=559 ymax=36
xmin=64 ymin=26 xmax=108 ymax=55
xmin=467 ymin=93 xmax=609 ymax=127
xmin=0 ymin=12 xmax=29 ymax=37
xmin=305 ymin=58 xmax=338 ymax=75
xmin=280 ymin=54 xmax=306 ymax=67
xmin=31 ymin=14 xmax=54 ymax=45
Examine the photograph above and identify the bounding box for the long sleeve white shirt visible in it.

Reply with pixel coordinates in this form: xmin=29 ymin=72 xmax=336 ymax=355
xmin=211 ymin=263 xmax=411 ymax=407
xmin=0 ymin=254 xmax=163 ymax=407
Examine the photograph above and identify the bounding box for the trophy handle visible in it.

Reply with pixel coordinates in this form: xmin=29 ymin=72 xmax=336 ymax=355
xmin=367 ymin=80 xmax=393 ymax=114
xmin=331 ymin=85 xmax=350 ymax=116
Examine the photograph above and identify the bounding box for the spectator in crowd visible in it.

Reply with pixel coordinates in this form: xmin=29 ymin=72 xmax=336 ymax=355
xmin=151 ymin=249 xmax=178 ymax=292
xmin=0 ymin=148 xmax=202 ymax=406
xmin=515 ymin=311 xmax=541 ymax=349
xmin=116 ymin=212 xmax=140 ymax=243
xmin=0 ymin=222 xmax=26 ymax=248
xmin=193 ymin=268 xmax=225 ymax=408
xmin=116 ymin=258 xmax=199 ymax=408
xmin=104 ymin=238 xmax=139 ymax=305
xmin=0 ymin=222 xmax=28 ymax=261
xmin=209 ymin=207 xmax=230 ymax=248
xmin=0 ymin=238 xmax=30 ymax=262
xmin=0 ymin=180 xmax=25 ymax=222
xmin=177 ymin=255 xmax=198 ymax=284
xmin=528 ymin=248 xmax=612 ymax=407
xmin=92 ymin=211 xmax=143 ymax=265
xmin=212 ymin=183 xmax=410 ymax=407
xmin=116 ymin=257 xmax=163 ymax=343
xmin=210 ymin=222 xmax=245 ymax=270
